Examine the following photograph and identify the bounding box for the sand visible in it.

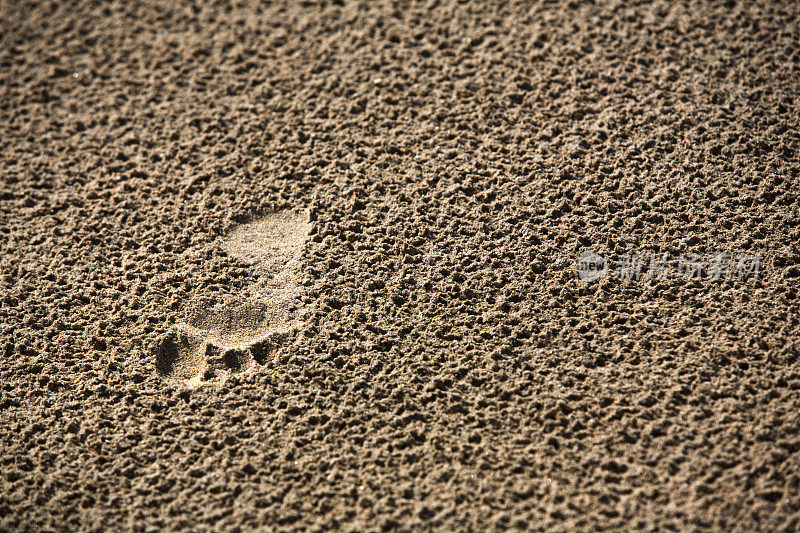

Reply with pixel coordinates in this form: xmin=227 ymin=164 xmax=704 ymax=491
xmin=1 ymin=0 xmax=800 ymax=531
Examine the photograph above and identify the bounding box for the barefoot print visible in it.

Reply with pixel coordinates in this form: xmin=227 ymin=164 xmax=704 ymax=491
xmin=155 ymin=210 xmax=312 ymax=387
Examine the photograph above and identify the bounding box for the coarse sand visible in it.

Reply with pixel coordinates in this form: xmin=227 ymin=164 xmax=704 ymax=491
xmin=1 ymin=1 xmax=800 ymax=531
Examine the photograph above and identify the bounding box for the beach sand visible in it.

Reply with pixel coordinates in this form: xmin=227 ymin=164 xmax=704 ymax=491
xmin=1 ymin=1 xmax=799 ymax=530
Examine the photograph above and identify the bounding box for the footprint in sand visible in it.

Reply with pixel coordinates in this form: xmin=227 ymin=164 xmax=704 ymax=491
xmin=155 ymin=210 xmax=312 ymax=387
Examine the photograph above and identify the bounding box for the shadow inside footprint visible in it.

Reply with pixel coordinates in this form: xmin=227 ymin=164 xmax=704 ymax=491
xmin=250 ymin=332 xmax=291 ymax=365
xmin=155 ymin=331 xmax=207 ymax=385
xmin=204 ymin=344 xmax=252 ymax=378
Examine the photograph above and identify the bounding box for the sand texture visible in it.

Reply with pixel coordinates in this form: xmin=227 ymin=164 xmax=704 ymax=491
xmin=1 ymin=1 xmax=800 ymax=531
